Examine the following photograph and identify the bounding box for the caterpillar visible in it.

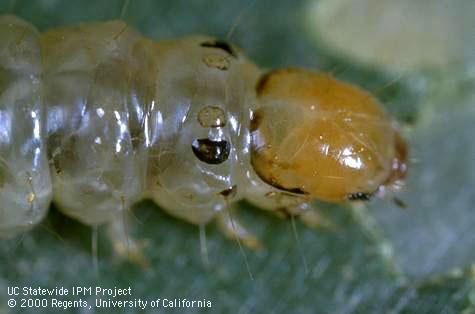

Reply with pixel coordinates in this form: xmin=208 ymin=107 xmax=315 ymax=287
xmin=0 ymin=15 xmax=407 ymax=264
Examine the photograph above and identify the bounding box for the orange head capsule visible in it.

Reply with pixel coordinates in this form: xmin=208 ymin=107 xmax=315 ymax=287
xmin=250 ymin=68 xmax=407 ymax=202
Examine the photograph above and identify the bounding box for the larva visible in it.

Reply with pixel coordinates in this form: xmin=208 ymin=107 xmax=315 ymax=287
xmin=0 ymin=15 xmax=407 ymax=262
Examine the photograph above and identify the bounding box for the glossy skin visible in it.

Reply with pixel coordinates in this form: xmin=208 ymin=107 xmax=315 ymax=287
xmin=251 ymin=68 xmax=407 ymax=202
xmin=0 ymin=16 xmax=52 ymax=237
xmin=0 ymin=16 xmax=407 ymax=255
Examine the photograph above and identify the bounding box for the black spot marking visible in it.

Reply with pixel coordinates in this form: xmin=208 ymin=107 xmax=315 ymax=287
xmin=200 ymin=40 xmax=237 ymax=58
xmin=220 ymin=185 xmax=237 ymax=198
xmin=347 ymin=192 xmax=372 ymax=201
xmin=192 ymin=138 xmax=230 ymax=165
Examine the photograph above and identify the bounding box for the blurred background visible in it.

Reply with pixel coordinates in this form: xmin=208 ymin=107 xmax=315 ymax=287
xmin=1 ymin=0 xmax=474 ymax=313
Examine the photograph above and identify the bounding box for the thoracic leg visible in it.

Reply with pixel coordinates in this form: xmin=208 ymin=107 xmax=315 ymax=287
xmin=299 ymin=206 xmax=336 ymax=230
xmin=244 ymin=180 xmax=336 ymax=230
xmin=107 ymin=211 xmax=149 ymax=268
xmin=215 ymin=203 xmax=261 ymax=249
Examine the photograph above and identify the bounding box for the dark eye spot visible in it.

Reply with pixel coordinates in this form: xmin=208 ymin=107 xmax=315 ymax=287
xmin=200 ymin=40 xmax=237 ymax=58
xmin=192 ymin=138 xmax=230 ymax=164
xmin=347 ymin=192 xmax=372 ymax=201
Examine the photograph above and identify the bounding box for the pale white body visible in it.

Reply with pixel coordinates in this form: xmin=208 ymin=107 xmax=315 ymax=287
xmin=0 ymin=16 xmax=306 ymax=249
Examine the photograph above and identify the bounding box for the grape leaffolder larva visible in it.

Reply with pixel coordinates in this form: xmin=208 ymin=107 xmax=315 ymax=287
xmin=0 ymin=15 xmax=407 ymax=263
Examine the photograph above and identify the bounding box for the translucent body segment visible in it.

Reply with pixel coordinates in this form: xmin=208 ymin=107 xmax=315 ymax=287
xmin=41 ymin=21 xmax=144 ymax=225
xmin=251 ymin=68 xmax=398 ymax=202
xmin=0 ymin=16 xmax=52 ymax=236
xmin=139 ymin=36 xmax=260 ymax=224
